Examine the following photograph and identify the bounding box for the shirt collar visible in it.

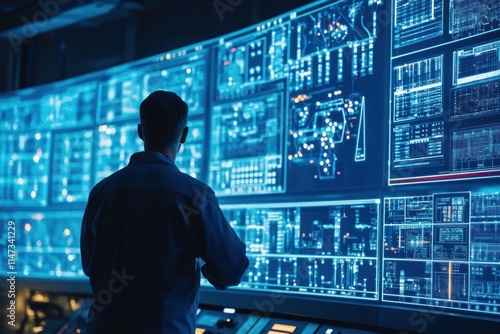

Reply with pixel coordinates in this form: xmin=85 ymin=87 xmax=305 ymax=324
xmin=129 ymin=151 xmax=179 ymax=170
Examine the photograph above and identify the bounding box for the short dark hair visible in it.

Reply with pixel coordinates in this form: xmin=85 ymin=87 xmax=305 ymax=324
xmin=139 ymin=91 xmax=188 ymax=147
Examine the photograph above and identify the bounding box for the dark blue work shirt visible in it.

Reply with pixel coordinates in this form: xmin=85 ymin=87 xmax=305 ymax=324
xmin=80 ymin=151 xmax=249 ymax=333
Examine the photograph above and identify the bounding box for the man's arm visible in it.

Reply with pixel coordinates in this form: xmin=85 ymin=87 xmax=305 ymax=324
xmin=192 ymin=186 xmax=249 ymax=290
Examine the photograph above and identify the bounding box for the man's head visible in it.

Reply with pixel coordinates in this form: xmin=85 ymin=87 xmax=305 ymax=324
xmin=138 ymin=90 xmax=189 ymax=159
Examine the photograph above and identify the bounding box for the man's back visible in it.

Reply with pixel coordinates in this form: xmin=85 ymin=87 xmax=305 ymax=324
xmin=81 ymin=151 xmax=249 ymax=333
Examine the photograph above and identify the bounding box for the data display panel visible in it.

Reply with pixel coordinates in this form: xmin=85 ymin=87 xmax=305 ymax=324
xmin=393 ymin=0 xmax=443 ymax=51
xmin=176 ymin=118 xmax=205 ymax=179
xmin=390 ymin=0 xmax=500 ymax=185
xmin=449 ymin=0 xmax=500 ymax=40
xmin=203 ymin=200 xmax=380 ymax=300
xmin=39 ymin=82 xmax=97 ymax=128
xmin=0 ymin=81 xmax=96 ymax=132
xmin=98 ymin=71 xmax=144 ymax=122
xmin=98 ymin=48 xmax=208 ymax=122
xmin=209 ymin=92 xmax=285 ymax=195
xmin=383 ymin=191 xmax=500 ymax=314
xmin=0 ymin=132 xmax=51 ymax=206
xmin=95 ymin=122 xmax=143 ymax=182
xmin=0 ymin=211 xmax=85 ymax=279
xmin=51 ymin=129 xmax=94 ymax=203
xmin=209 ymin=0 xmax=386 ymax=196
xmin=393 ymin=0 xmax=500 ymax=54
xmin=143 ymin=50 xmax=207 ymax=116
xmin=390 ymin=43 xmax=500 ymax=184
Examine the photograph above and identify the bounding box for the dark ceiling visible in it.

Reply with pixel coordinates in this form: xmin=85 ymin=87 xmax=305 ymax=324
xmin=0 ymin=0 xmax=209 ymax=33
xmin=0 ymin=0 xmax=313 ymax=91
xmin=0 ymin=0 xmax=313 ymax=32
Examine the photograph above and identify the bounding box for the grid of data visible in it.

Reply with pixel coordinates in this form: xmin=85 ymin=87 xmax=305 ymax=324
xmin=390 ymin=0 xmax=500 ymax=184
xmin=208 ymin=200 xmax=379 ymax=299
xmin=383 ymin=191 xmax=500 ymax=314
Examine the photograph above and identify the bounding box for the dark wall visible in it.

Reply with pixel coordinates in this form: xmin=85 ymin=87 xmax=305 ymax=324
xmin=0 ymin=38 xmax=21 ymax=91
xmin=0 ymin=0 xmax=314 ymax=92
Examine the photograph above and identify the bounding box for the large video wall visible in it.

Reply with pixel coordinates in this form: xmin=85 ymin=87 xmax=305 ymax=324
xmin=1 ymin=0 xmax=499 ymax=318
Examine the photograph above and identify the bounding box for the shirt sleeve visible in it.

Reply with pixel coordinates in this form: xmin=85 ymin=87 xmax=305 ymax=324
xmin=191 ymin=186 xmax=249 ymax=290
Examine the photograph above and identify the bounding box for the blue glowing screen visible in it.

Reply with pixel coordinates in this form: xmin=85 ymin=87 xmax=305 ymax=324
xmin=213 ymin=200 xmax=380 ymax=300
xmin=1 ymin=0 xmax=500 ymax=317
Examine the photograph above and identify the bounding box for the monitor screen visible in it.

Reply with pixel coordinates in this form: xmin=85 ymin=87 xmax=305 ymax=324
xmin=0 ymin=0 xmax=499 ymax=328
xmin=389 ymin=0 xmax=500 ymax=184
xmin=215 ymin=200 xmax=379 ymax=300
xmin=383 ymin=191 xmax=500 ymax=314
xmin=209 ymin=0 xmax=384 ymax=195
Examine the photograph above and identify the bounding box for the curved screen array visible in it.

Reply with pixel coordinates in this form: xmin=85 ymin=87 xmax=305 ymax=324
xmin=1 ymin=0 xmax=500 ymax=321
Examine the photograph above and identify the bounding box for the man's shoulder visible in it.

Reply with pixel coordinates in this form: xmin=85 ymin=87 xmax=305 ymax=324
xmin=88 ymin=165 xmax=131 ymax=195
xmin=88 ymin=174 xmax=113 ymax=198
xmin=177 ymin=173 xmax=216 ymax=198
xmin=90 ymin=164 xmax=216 ymax=198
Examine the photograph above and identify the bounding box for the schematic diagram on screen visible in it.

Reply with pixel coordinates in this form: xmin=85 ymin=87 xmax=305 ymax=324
xmin=209 ymin=0 xmax=384 ymax=194
xmin=288 ymin=91 xmax=366 ymax=180
xmin=209 ymin=93 xmax=285 ymax=195
xmin=208 ymin=199 xmax=379 ymax=300
xmin=383 ymin=191 xmax=500 ymax=313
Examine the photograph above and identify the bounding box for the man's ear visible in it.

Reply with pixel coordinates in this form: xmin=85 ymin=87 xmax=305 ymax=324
xmin=180 ymin=126 xmax=188 ymax=144
xmin=137 ymin=124 xmax=144 ymax=141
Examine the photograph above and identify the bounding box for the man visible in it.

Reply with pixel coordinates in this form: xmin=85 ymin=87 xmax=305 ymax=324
xmin=80 ymin=90 xmax=249 ymax=333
